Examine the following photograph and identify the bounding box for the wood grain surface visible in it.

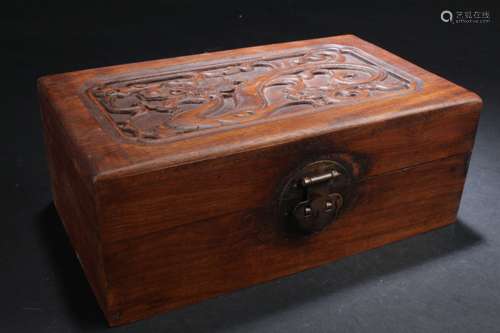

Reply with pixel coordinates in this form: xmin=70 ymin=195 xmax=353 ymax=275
xmin=104 ymin=153 xmax=470 ymax=325
xmin=38 ymin=34 xmax=482 ymax=325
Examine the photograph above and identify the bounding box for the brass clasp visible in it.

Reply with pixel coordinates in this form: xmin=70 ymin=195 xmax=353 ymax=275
xmin=279 ymin=160 xmax=351 ymax=234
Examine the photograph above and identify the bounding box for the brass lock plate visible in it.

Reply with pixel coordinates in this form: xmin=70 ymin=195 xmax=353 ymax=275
xmin=278 ymin=160 xmax=352 ymax=234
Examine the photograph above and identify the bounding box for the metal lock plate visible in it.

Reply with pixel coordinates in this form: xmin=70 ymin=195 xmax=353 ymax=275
xmin=279 ymin=160 xmax=351 ymax=234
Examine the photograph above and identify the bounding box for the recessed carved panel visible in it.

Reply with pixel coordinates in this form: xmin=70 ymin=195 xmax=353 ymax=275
xmin=85 ymin=44 xmax=422 ymax=143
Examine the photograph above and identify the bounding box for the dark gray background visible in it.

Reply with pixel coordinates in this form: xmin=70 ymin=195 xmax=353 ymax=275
xmin=2 ymin=1 xmax=499 ymax=332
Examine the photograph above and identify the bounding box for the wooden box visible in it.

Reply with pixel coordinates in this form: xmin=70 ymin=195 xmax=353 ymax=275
xmin=38 ymin=35 xmax=482 ymax=326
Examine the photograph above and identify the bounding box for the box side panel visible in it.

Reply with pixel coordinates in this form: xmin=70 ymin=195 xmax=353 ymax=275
xmin=103 ymin=153 xmax=469 ymax=325
xmin=97 ymin=102 xmax=480 ymax=243
xmin=39 ymin=92 xmax=110 ymax=317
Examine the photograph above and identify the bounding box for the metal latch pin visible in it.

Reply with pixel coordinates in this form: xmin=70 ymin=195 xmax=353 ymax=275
xmin=301 ymin=170 xmax=341 ymax=187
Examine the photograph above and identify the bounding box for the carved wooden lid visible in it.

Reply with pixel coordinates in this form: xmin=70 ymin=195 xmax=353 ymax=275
xmin=85 ymin=43 xmax=421 ymax=143
xmin=38 ymin=35 xmax=481 ymax=180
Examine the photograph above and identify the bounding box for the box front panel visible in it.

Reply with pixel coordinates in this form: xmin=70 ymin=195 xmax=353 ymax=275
xmin=103 ymin=153 xmax=469 ymax=325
